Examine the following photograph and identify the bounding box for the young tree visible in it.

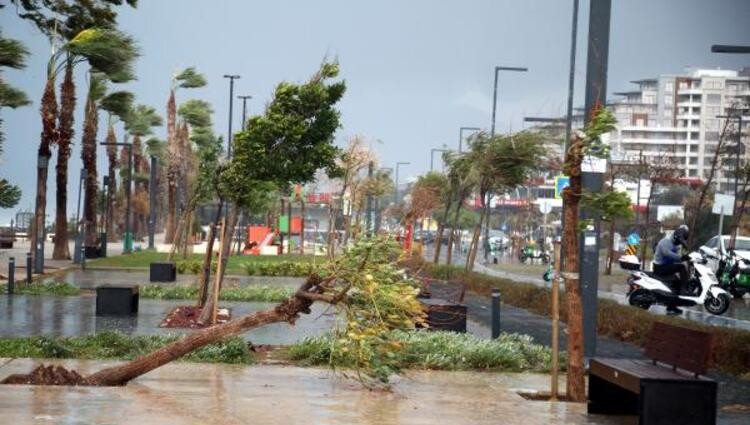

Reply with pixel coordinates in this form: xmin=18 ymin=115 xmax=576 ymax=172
xmin=581 ymin=188 xmax=634 ymax=275
xmin=404 ymin=172 xmax=446 ymax=248
xmin=165 ymin=67 xmax=207 ymax=244
xmin=199 ymin=61 xmax=346 ymax=324
xmin=560 ymin=106 xmax=616 ymax=402
xmin=444 ymin=154 xmax=473 ymax=266
xmin=464 ymin=131 xmax=544 ymax=271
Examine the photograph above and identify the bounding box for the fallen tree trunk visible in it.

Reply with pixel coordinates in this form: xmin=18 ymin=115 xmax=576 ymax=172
xmin=3 ymin=274 xmax=326 ymax=387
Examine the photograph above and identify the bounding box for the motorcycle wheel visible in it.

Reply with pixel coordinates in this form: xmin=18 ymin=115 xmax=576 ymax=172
xmin=519 ymin=256 xmax=526 ymax=263
xmin=542 ymin=254 xmax=550 ymax=264
xmin=628 ymin=289 xmax=653 ymax=310
xmin=704 ymin=293 xmax=731 ymax=315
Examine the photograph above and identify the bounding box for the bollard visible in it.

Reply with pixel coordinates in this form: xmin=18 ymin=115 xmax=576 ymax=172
xmin=8 ymin=257 xmax=15 ymax=294
xmin=491 ymin=288 xmax=501 ymax=339
xmin=81 ymin=244 xmax=86 ymax=270
xmin=26 ymin=252 xmax=32 ymax=283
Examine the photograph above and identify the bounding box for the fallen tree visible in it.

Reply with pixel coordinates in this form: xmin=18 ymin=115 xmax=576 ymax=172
xmin=2 ymin=238 xmax=426 ymax=387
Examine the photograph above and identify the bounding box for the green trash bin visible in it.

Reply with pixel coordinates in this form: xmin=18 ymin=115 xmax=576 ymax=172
xmin=123 ymin=232 xmax=134 ymax=253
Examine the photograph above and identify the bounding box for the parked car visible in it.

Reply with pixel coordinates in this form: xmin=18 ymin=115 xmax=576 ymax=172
xmin=698 ymin=235 xmax=750 ymax=272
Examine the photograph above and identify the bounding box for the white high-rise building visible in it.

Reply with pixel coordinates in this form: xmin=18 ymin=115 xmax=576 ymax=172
xmin=609 ymin=67 xmax=749 ymax=192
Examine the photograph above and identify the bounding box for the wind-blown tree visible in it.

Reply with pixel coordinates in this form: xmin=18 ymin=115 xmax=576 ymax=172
xmin=9 ymin=0 xmax=137 ymax=267
xmin=581 ymin=188 xmax=634 ymax=275
xmin=165 ymin=67 xmax=207 ymax=244
xmin=168 ymin=99 xmax=219 ymax=262
xmin=432 ymin=151 xmax=460 ymax=263
xmin=443 ymin=153 xmax=474 ymax=266
xmin=0 ymin=33 xmax=30 ymax=209
xmin=353 ymin=168 xmax=394 ymax=239
xmin=199 ymin=61 xmax=346 ymax=324
xmin=122 ymin=104 xmax=163 ymax=238
xmin=99 ymin=90 xmax=133 ymax=242
xmin=464 ymin=131 xmax=544 ymax=271
xmin=560 ymin=106 xmax=616 ymax=402
xmin=405 ymin=172 xmax=446 ymax=248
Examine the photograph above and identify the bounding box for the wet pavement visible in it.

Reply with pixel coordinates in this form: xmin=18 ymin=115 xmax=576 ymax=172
xmin=0 ymin=359 xmax=635 ymax=425
xmin=424 ymin=245 xmax=750 ymax=330
xmin=0 ymin=295 xmax=335 ymax=344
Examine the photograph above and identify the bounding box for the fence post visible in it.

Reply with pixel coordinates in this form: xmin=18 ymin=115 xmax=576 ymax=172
xmin=26 ymin=252 xmax=32 ymax=283
xmin=491 ymin=288 xmax=501 ymax=339
xmin=8 ymin=257 xmax=15 ymax=294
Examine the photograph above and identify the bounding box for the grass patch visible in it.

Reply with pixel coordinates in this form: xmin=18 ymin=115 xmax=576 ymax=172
xmin=0 ymin=282 xmax=80 ymax=296
xmin=0 ymin=331 xmax=252 ymax=364
xmin=87 ymin=251 xmax=317 ymax=275
xmin=140 ymin=284 xmax=293 ymax=302
xmin=416 ymin=259 xmax=750 ymax=377
xmin=287 ymin=330 xmax=561 ymax=373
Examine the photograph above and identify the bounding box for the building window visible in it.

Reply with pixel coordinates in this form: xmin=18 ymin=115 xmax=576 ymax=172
xmin=690 ymin=144 xmax=699 ymax=153
xmin=664 ymin=95 xmax=673 ymax=105
xmin=705 ymin=131 xmax=720 ymax=141
xmin=689 ymin=157 xmax=698 ymax=165
xmin=665 ymin=82 xmax=674 ymax=91
xmin=706 ymin=94 xmax=722 ymax=105
xmin=644 ymin=94 xmax=656 ymax=104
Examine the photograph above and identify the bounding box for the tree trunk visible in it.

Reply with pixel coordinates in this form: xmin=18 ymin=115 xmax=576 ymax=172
xmin=729 ymin=173 xmax=750 ymax=249
xmin=433 ymin=201 xmax=451 ymax=264
xmin=446 ymin=201 xmax=462 ymax=266
xmin=299 ymin=200 xmax=305 ymax=255
xmin=81 ymin=96 xmax=99 ymax=249
xmin=199 ymin=207 xmax=239 ymax=324
xmin=53 ymin=61 xmax=75 ymax=260
xmin=31 ymin=77 xmax=58 ymax=268
xmin=465 ymin=203 xmax=486 ymax=272
xmin=604 ymin=219 xmax=616 ymax=275
xmin=165 ymin=90 xmax=178 ymax=244
xmin=85 ymin=278 xmax=320 ymax=386
xmin=198 ymin=201 xmax=224 ymax=307
xmin=562 ymin=141 xmax=585 ymax=402
xmin=106 ymin=126 xmax=118 ymax=241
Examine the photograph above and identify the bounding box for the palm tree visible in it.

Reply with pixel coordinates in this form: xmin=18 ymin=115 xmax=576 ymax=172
xmin=123 ymin=105 xmax=163 ymax=239
xmin=165 ymin=67 xmax=206 ymax=243
xmin=74 ymin=30 xmax=138 ymax=255
xmin=0 ymin=34 xmax=30 ymax=209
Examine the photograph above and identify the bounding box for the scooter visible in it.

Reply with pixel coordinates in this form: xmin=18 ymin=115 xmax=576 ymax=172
xmin=519 ymin=245 xmax=550 ymax=264
xmin=717 ymin=250 xmax=750 ymax=299
xmin=618 ymin=252 xmax=732 ymax=316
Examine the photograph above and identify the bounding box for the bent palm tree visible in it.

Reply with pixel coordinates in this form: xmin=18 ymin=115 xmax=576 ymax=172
xmin=165 ymin=67 xmax=206 ymax=243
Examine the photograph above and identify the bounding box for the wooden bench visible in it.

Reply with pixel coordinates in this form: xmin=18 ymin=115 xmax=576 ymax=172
xmin=588 ymin=322 xmax=717 ymax=425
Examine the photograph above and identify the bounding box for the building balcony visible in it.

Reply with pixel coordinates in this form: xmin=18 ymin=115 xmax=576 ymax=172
xmin=677 ymin=87 xmax=703 ymax=95
xmin=676 ymin=113 xmax=701 ymax=120
xmin=676 ymin=100 xmax=702 ymax=108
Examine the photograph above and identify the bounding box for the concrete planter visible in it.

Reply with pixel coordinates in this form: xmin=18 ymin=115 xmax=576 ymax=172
xmin=150 ymin=262 xmax=176 ymax=282
xmin=96 ymin=286 xmax=139 ymax=316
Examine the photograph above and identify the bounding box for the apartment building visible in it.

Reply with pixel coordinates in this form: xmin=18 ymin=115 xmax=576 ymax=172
xmin=609 ymin=67 xmax=750 ymax=192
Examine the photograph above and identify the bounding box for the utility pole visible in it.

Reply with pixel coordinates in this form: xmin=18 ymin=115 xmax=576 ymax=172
xmin=238 ymin=95 xmax=252 ymax=130
xmin=486 ymin=66 xmax=528 ymax=262
xmin=580 ymin=0 xmax=612 ymax=358
xmin=223 ymin=75 xmax=241 ymax=159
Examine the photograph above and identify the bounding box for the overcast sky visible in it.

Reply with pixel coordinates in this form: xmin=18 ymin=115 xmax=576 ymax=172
xmin=1 ymin=0 xmax=749 ymax=224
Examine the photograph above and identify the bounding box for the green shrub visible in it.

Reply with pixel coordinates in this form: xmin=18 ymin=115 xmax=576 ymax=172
xmin=140 ymin=284 xmax=293 ymax=302
xmin=244 ymin=261 xmax=321 ymax=277
xmin=416 ymin=260 xmax=750 ymax=377
xmin=287 ymin=330 xmax=561 ymax=373
xmin=0 ymin=281 xmax=80 ymax=296
xmin=0 ymin=332 xmax=253 ymax=364
xmin=175 ymin=259 xmax=211 ymax=274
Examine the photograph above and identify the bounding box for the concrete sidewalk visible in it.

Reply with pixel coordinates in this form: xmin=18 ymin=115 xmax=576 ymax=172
xmin=0 ymin=358 xmax=631 ymax=425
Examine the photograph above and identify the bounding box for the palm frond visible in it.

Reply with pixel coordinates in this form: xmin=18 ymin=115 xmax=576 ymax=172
xmin=88 ymin=72 xmax=109 ymax=101
xmin=124 ymin=104 xmax=163 ymax=136
xmin=66 ymin=28 xmax=140 ymax=81
xmin=0 ymin=178 xmax=21 ymax=208
xmin=175 ymin=67 xmax=207 ymax=89
xmin=0 ymin=37 xmax=29 ymax=69
xmin=0 ymin=81 xmax=31 ymax=108
xmin=178 ymin=99 xmax=213 ymax=128
xmin=100 ymin=90 xmax=134 ymax=119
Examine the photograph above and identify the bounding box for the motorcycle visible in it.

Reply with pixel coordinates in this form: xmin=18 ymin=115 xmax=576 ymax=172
xmin=618 ymin=252 xmax=732 ymax=316
xmin=716 ymin=250 xmax=750 ymax=299
xmin=519 ymin=245 xmax=550 ymax=264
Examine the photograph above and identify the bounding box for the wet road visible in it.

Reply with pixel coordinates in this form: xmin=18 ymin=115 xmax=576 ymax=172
xmin=424 ymin=245 xmax=750 ymax=331
xmin=0 ymin=359 xmax=635 ymax=425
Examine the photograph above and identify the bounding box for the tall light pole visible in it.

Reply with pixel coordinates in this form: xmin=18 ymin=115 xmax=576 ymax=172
xmin=376 ymin=167 xmax=393 ymax=232
xmin=486 ymin=65 xmax=528 ymax=262
xmin=223 ymin=75 xmax=240 ymax=159
xmin=238 ymin=95 xmax=252 ymax=130
xmin=430 ymin=148 xmax=449 ymax=171
xmin=395 ymin=162 xmax=410 ymax=205
xmin=459 ymin=126 xmax=481 ymax=153
xmin=711 ymin=44 xmax=749 ymax=249
xmin=100 ymin=142 xmax=133 ymax=253
xmin=148 ymin=155 xmax=157 ymax=250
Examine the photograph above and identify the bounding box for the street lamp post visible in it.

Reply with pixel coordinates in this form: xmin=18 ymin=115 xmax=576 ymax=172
xmin=430 ymin=148 xmax=449 ymax=171
xmin=148 ymin=155 xmax=157 ymax=250
xmin=101 ymin=175 xmax=109 ymax=257
xmin=486 ymin=65 xmax=528 ymax=262
xmin=100 ymin=142 xmax=133 ymax=253
xmin=223 ymin=75 xmax=241 ymax=159
xmin=459 ymin=127 xmax=481 ymax=153
xmin=238 ymin=95 xmax=252 ymax=130
xmin=377 ymin=167 xmax=393 ymax=233
xmin=73 ymin=168 xmax=86 ymax=264
xmin=395 ymin=162 xmax=410 ymax=205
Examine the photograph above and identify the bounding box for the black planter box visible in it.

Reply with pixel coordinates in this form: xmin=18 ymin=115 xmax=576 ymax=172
xmin=150 ymin=262 xmax=176 ymax=282
xmin=420 ymin=298 xmax=467 ymax=333
xmin=96 ymin=286 xmax=139 ymax=316
xmin=84 ymin=246 xmax=100 ymax=259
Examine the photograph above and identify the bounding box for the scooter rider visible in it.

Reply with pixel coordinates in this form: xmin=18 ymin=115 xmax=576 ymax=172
xmin=652 ymin=225 xmax=690 ymax=314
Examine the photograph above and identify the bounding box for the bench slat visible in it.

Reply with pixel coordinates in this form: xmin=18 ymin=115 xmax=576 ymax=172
xmin=644 ymin=322 xmax=713 ymax=376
